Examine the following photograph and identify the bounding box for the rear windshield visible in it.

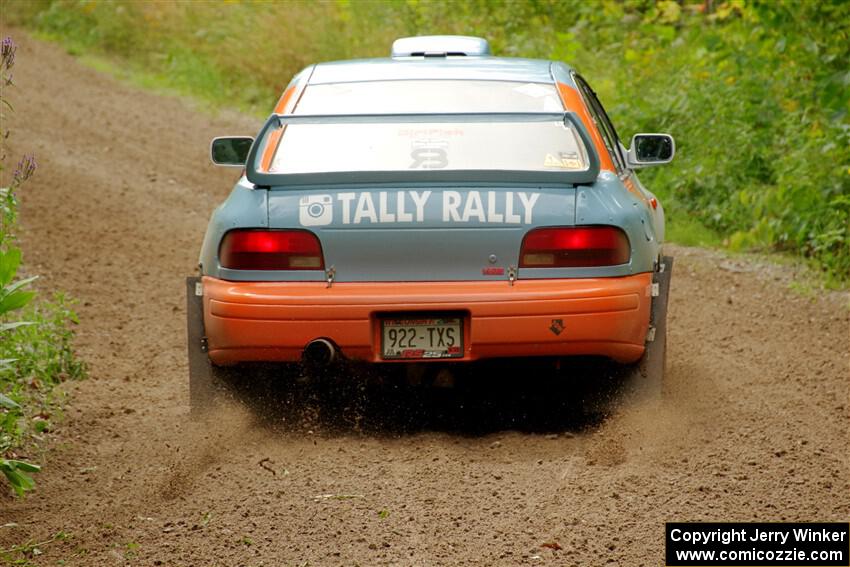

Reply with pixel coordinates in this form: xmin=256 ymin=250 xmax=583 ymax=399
xmin=256 ymin=80 xmax=589 ymax=176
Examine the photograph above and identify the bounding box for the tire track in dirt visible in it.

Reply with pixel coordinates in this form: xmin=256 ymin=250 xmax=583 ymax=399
xmin=0 ymin=31 xmax=847 ymax=566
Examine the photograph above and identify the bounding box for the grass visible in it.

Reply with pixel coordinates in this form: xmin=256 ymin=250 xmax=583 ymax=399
xmin=664 ymin=213 xmax=722 ymax=249
xmin=0 ymin=294 xmax=87 ymax=458
xmin=35 ymin=31 xmax=264 ymax=117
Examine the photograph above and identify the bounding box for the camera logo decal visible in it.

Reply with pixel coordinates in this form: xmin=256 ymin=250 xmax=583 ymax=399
xmin=299 ymin=195 xmax=333 ymax=226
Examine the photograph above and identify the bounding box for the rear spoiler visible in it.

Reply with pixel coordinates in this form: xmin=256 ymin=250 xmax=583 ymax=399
xmin=244 ymin=111 xmax=600 ymax=187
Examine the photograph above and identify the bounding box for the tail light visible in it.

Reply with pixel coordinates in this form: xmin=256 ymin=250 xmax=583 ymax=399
xmin=519 ymin=226 xmax=630 ymax=268
xmin=219 ymin=229 xmax=324 ymax=270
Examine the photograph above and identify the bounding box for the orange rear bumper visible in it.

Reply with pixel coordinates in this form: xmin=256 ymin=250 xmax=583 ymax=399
xmin=202 ymin=273 xmax=652 ymax=365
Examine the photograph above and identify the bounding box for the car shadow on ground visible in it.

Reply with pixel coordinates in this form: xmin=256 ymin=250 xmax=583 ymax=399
xmin=211 ymin=357 xmax=636 ymax=436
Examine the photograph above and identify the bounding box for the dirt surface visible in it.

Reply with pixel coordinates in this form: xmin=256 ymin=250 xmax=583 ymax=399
xmin=0 ymin=32 xmax=848 ymax=566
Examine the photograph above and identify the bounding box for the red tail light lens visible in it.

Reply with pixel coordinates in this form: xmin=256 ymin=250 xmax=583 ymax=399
xmin=219 ymin=229 xmax=324 ymax=270
xmin=520 ymin=227 xmax=630 ymax=268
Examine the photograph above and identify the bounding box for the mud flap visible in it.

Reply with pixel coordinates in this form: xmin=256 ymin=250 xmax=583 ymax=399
xmin=186 ymin=276 xmax=217 ymax=414
xmin=628 ymin=256 xmax=673 ymax=400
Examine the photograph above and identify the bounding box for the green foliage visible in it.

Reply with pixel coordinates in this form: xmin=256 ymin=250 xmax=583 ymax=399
xmin=0 ymin=249 xmax=37 ymax=314
xmin=581 ymin=1 xmax=850 ymax=282
xmin=0 ymin=458 xmax=40 ymax=496
xmin=0 ymin=292 xmax=86 ymax=495
xmin=1 ymin=294 xmax=86 ymax=388
xmin=5 ymin=0 xmax=850 ymax=280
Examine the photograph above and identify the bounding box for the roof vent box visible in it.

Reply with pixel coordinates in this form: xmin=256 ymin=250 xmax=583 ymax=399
xmin=391 ymin=35 xmax=491 ymax=58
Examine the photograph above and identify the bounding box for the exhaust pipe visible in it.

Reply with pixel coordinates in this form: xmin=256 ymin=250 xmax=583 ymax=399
xmin=302 ymin=338 xmax=337 ymax=368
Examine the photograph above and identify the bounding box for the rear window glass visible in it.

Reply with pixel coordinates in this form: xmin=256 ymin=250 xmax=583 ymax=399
xmin=255 ymin=80 xmax=589 ymax=175
xmin=263 ymin=120 xmax=588 ymax=175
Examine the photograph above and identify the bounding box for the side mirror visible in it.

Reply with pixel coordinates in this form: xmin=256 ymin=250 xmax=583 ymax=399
xmin=626 ymin=133 xmax=675 ymax=168
xmin=210 ymin=136 xmax=254 ymax=167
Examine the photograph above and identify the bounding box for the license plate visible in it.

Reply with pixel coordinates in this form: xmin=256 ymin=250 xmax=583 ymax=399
xmin=381 ymin=317 xmax=463 ymax=360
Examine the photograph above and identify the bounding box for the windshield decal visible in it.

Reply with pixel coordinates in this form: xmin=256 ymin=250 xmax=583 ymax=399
xmin=409 ymin=141 xmax=449 ymax=169
xmin=544 ymin=152 xmax=583 ymax=169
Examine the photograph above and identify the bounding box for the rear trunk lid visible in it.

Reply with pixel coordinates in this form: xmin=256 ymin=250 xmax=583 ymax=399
xmin=268 ymin=185 xmax=576 ymax=282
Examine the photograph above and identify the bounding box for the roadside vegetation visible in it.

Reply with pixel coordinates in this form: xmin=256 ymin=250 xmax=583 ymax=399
xmin=5 ymin=0 xmax=849 ymax=283
xmin=0 ymin=35 xmax=86 ymax=496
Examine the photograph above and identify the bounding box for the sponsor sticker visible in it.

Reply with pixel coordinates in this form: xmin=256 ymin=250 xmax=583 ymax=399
xmin=297 ymin=190 xmax=540 ymax=227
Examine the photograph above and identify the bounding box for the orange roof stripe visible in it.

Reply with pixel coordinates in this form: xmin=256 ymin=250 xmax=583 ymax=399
xmin=260 ymin=86 xmax=297 ymax=172
xmin=555 ymin=82 xmax=614 ymax=172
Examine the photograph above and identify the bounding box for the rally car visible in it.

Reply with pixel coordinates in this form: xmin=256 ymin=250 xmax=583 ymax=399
xmin=187 ymin=35 xmax=674 ymax=409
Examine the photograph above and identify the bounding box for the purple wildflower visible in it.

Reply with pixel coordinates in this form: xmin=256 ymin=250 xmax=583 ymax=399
xmin=13 ymin=154 xmax=36 ymax=185
xmin=1 ymin=37 xmax=15 ymax=71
